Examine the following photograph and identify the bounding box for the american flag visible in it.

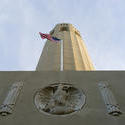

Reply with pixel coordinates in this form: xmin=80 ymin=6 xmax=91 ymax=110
xmin=39 ymin=32 xmax=61 ymax=42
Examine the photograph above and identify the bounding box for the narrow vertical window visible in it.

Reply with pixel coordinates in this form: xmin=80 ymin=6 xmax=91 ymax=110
xmin=60 ymin=27 xmax=69 ymax=32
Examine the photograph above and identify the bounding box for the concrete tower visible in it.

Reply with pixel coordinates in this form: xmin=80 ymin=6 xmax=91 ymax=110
xmin=36 ymin=23 xmax=94 ymax=71
xmin=0 ymin=23 xmax=125 ymax=125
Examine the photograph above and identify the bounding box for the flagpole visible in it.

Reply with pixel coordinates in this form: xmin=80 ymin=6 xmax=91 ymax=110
xmin=60 ymin=40 xmax=63 ymax=71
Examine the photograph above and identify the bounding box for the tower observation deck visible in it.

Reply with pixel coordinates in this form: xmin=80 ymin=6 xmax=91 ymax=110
xmin=36 ymin=23 xmax=94 ymax=71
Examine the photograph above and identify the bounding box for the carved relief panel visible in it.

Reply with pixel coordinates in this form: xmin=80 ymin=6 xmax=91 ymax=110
xmin=34 ymin=83 xmax=86 ymax=116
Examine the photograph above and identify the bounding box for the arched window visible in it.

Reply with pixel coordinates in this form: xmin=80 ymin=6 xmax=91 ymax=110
xmin=60 ymin=27 xmax=69 ymax=32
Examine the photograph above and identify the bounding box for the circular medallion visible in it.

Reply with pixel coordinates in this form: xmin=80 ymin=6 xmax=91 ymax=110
xmin=34 ymin=83 xmax=86 ymax=115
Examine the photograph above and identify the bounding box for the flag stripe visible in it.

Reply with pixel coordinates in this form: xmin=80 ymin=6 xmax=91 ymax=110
xmin=39 ymin=32 xmax=61 ymax=42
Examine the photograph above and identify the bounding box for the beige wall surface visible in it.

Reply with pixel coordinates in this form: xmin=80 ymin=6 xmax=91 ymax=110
xmin=36 ymin=23 xmax=94 ymax=71
xmin=0 ymin=71 xmax=125 ymax=125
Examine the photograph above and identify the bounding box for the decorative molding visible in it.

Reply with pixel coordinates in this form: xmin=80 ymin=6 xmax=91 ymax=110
xmin=0 ymin=82 xmax=23 ymax=116
xmin=34 ymin=83 xmax=85 ymax=116
xmin=98 ymin=81 xmax=122 ymax=116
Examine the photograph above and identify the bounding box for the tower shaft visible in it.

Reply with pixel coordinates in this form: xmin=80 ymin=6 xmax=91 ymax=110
xmin=36 ymin=23 xmax=94 ymax=71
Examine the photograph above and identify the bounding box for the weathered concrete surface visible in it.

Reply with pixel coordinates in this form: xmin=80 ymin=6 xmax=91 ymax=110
xmin=0 ymin=71 xmax=125 ymax=125
xmin=36 ymin=23 xmax=94 ymax=71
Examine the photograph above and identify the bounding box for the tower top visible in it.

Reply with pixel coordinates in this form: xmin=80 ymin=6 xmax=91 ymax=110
xmin=50 ymin=23 xmax=81 ymax=37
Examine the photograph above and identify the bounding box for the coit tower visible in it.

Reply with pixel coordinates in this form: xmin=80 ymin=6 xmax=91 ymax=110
xmin=36 ymin=23 xmax=94 ymax=71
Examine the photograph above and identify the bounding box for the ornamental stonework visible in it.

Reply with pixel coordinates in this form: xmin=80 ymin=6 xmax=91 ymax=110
xmin=34 ymin=83 xmax=86 ymax=115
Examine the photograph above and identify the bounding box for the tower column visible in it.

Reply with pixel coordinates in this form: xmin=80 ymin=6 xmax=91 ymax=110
xmin=36 ymin=23 xmax=94 ymax=71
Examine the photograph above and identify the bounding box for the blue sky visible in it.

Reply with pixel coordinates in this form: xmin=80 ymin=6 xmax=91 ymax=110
xmin=0 ymin=0 xmax=125 ymax=70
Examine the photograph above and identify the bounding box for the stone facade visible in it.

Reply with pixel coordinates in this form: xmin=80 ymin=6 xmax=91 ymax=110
xmin=0 ymin=23 xmax=124 ymax=125
xmin=0 ymin=71 xmax=125 ymax=125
